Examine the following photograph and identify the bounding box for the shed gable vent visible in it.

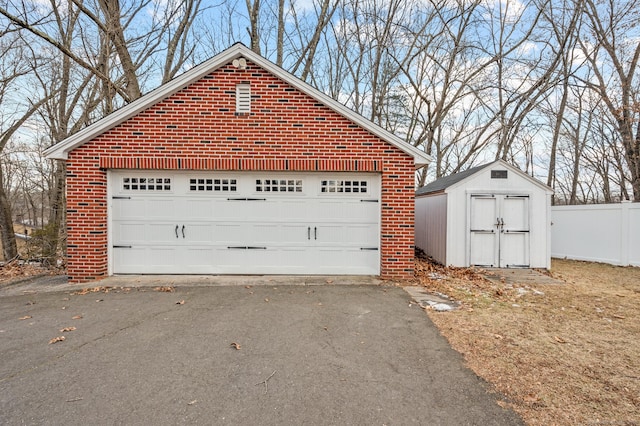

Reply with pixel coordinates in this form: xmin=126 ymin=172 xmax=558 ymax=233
xmin=236 ymin=84 xmax=251 ymax=113
xmin=491 ymin=170 xmax=508 ymax=179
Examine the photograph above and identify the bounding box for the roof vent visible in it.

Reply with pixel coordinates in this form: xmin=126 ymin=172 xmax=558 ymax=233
xmin=491 ymin=170 xmax=508 ymax=179
xmin=236 ymin=84 xmax=251 ymax=113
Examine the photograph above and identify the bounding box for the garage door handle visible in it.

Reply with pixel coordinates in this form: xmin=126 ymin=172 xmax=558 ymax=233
xmin=314 ymin=227 xmax=317 ymax=240
xmin=182 ymin=225 xmax=185 ymax=238
xmin=308 ymin=227 xmax=310 ymax=240
xmin=175 ymin=225 xmax=179 ymax=238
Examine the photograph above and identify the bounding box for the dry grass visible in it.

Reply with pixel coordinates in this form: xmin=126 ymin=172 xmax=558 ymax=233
xmin=0 ymin=258 xmax=53 ymax=283
xmin=414 ymin=257 xmax=640 ymax=425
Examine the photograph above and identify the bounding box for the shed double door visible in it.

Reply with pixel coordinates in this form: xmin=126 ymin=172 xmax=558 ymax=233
xmin=469 ymin=194 xmax=530 ymax=267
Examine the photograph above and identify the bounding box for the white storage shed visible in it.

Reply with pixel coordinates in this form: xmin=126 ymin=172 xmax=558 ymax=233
xmin=415 ymin=160 xmax=553 ymax=268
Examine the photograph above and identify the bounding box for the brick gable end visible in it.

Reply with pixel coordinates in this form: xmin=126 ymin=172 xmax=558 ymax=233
xmin=66 ymin=61 xmax=415 ymax=282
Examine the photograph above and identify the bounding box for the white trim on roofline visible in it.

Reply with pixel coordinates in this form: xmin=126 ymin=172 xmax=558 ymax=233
xmin=44 ymin=43 xmax=431 ymax=167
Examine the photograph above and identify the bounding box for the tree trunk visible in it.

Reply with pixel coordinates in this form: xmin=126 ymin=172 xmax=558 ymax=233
xmin=0 ymin=166 xmax=17 ymax=261
xmin=246 ymin=0 xmax=261 ymax=54
xmin=276 ymin=0 xmax=284 ymax=66
xmin=46 ymin=161 xmax=66 ymax=260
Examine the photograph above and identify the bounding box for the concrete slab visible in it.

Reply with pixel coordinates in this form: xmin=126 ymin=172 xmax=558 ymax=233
xmin=0 ymin=275 xmax=383 ymax=297
xmin=404 ymin=286 xmax=460 ymax=311
xmin=481 ymin=268 xmax=563 ymax=286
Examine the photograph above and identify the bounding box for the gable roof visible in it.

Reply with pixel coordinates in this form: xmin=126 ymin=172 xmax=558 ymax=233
xmin=415 ymin=159 xmax=553 ymax=196
xmin=44 ymin=43 xmax=431 ymax=167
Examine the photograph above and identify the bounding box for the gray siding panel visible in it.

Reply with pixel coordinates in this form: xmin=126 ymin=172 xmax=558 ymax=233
xmin=415 ymin=194 xmax=447 ymax=265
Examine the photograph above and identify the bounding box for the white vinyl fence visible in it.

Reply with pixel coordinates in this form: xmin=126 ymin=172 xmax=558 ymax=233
xmin=551 ymin=202 xmax=640 ymax=267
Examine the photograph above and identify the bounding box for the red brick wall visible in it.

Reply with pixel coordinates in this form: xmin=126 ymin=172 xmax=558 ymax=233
xmin=66 ymin=61 xmax=415 ymax=282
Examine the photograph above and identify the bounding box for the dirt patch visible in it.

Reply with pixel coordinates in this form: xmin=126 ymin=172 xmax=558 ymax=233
xmin=412 ymin=256 xmax=640 ymax=425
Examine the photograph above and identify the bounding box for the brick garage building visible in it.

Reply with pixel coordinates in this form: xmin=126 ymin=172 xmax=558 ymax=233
xmin=45 ymin=44 xmax=430 ymax=283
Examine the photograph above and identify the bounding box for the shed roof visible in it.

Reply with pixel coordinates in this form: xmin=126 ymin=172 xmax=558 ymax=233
xmin=44 ymin=43 xmax=431 ymax=167
xmin=416 ymin=164 xmax=489 ymax=196
xmin=416 ymin=159 xmax=553 ymax=196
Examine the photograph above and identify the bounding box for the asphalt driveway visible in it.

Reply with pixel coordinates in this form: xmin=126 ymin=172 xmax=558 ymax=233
xmin=0 ymin=279 xmax=522 ymax=425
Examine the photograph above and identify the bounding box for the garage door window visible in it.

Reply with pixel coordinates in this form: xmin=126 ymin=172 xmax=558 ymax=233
xmin=256 ymin=179 xmax=303 ymax=192
xmin=321 ymin=180 xmax=367 ymax=193
xmin=189 ymin=178 xmax=237 ymax=192
xmin=122 ymin=177 xmax=171 ymax=191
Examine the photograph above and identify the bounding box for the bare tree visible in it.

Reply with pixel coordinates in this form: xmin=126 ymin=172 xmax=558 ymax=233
xmin=579 ymin=0 xmax=640 ymax=201
xmin=1 ymin=0 xmax=205 ymax=106
xmin=245 ymin=0 xmax=261 ymax=53
xmin=0 ymin=34 xmax=52 ymax=260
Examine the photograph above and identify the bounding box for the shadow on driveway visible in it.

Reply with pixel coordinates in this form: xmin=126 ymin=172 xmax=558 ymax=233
xmin=0 ymin=280 xmax=522 ymax=425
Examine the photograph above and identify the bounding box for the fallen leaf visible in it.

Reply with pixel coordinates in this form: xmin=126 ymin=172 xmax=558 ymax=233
xmin=326 ymin=279 xmax=334 ymax=284
xmin=245 ymin=285 xmax=252 ymax=289
xmin=60 ymin=326 xmax=76 ymax=332
xmin=264 ymin=298 xmax=269 ymax=302
xmin=73 ymin=286 xmax=111 ymax=295
xmin=554 ymin=336 xmax=567 ymax=344
xmin=187 ymin=400 xmax=197 ymax=406
xmin=493 ymin=334 xmax=504 ymax=340
xmin=230 ymin=342 xmax=241 ymax=350
xmin=154 ymin=286 xmax=175 ymax=293
xmin=176 ymin=300 xmax=185 ymax=305
xmin=612 ymin=314 xmax=625 ymax=319
xmin=49 ymin=336 xmax=65 ymax=344
xmin=72 ymin=315 xmax=83 ymax=320
xmin=19 ymin=315 xmax=32 ymax=320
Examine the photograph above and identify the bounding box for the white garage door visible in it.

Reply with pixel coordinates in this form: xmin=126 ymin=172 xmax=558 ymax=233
xmin=109 ymin=171 xmax=380 ymax=275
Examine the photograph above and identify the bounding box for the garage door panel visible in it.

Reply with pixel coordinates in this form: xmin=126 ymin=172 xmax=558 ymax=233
xmin=212 ymin=248 xmax=308 ymax=273
xmin=110 ymin=171 xmax=381 ymax=275
xmin=313 ymin=248 xmax=378 ymax=274
xmin=183 ymin=224 xmax=215 ymax=243
xmin=213 ymin=223 xmax=245 ymax=244
xmin=278 ymin=200 xmax=308 ymax=219
xmin=243 ymin=200 xmax=286 ymax=220
xmin=184 ymin=199 xmax=214 ymax=218
xmin=345 ymin=224 xmax=379 ymax=246
xmin=148 ymin=247 xmax=179 ymax=268
xmin=314 ymin=224 xmax=377 ymax=247
xmin=112 ymin=199 xmax=176 ymax=221
xmin=209 ymin=200 xmax=245 ymax=219
xmin=112 ymin=199 xmax=147 ymax=220
xmin=147 ymin=199 xmax=177 ymax=219
xmin=251 ymin=223 xmax=308 ymax=245
xmin=147 ymin=223 xmax=181 ymax=243
xmin=183 ymin=247 xmax=217 ymax=271
xmin=112 ymin=247 xmax=147 ymax=273
xmin=112 ymin=222 xmax=146 ymax=243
